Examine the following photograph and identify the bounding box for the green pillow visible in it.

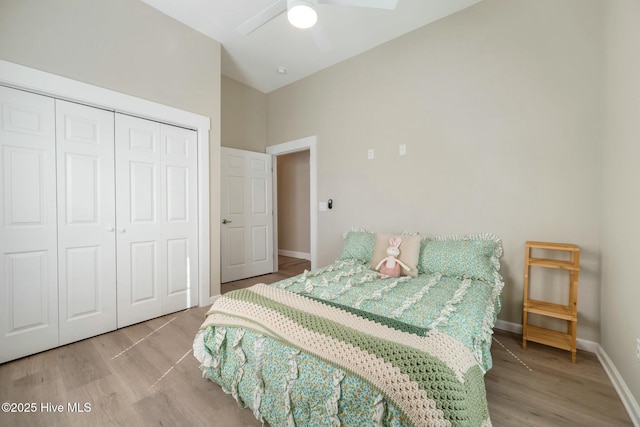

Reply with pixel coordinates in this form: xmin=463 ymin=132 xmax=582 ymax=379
xmin=418 ymin=234 xmax=502 ymax=282
xmin=337 ymin=229 xmax=375 ymax=263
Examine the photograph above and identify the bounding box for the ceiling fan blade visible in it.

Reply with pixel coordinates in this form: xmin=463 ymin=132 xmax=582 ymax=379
xmin=319 ymin=0 xmax=398 ymax=9
xmin=311 ymin=24 xmax=332 ymax=54
xmin=236 ymin=0 xmax=287 ymax=36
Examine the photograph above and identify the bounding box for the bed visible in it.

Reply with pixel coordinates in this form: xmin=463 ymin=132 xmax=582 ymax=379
xmin=194 ymin=231 xmax=504 ymax=426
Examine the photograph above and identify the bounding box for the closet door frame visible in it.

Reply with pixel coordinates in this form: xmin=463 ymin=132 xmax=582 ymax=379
xmin=0 ymin=59 xmax=212 ymax=307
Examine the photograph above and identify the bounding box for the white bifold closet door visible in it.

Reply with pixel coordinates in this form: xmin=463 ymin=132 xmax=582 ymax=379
xmin=56 ymin=99 xmax=117 ymax=345
xmin=115 ymin=114 xmax=198 ymax=328
xmin=0 ymin=86 xmax=58 ymax=362
xmin=1 ymin=85 xmax=199 ymax=362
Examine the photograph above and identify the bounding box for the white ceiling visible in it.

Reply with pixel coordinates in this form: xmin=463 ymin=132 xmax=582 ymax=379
xmin=141 ymin=0 xmax=482 ymax=93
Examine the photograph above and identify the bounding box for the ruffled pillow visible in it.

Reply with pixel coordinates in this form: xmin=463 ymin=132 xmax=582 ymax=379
xmin=337 ymin=229 xmax=375 ymax=263
xmin=418 ymin=233 xmax=502 ymax=282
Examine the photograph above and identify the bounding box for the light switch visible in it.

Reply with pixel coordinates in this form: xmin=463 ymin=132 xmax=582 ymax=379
xmin=319 ymin=202 xmax=327 ymax=212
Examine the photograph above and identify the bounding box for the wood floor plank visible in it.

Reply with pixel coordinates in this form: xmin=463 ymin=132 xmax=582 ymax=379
xmin=0 ymin=257 xmax=632 ymax=427
xmin=486 ymin=330 xmax=632 ymax=426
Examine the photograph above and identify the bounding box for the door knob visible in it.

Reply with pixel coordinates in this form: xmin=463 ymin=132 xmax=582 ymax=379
xmin=107 ymin=227 xmax=115 ymax=232
xmin=222 ymin=219 xmax=232 ymax=224
xmin=118 ymin=228 xmax=127 ymax=233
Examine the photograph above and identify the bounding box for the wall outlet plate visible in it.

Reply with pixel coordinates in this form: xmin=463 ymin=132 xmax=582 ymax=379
xmin=636 ymin=338 xmax=640 ymax=360
xmin=367 ymin=148 xmax=374 ymax=160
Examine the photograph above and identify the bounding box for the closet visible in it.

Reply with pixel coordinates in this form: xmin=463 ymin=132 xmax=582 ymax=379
xmin=0 ymin=85 xmax=199 ymax=363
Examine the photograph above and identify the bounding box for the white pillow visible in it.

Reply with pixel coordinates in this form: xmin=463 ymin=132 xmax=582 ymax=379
xmin=370 ymin=233 xmax=421 ymax=278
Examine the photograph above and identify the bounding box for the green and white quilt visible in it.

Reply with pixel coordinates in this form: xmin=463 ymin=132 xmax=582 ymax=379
xmin=194 ymin=255 xmax=502 ymax=427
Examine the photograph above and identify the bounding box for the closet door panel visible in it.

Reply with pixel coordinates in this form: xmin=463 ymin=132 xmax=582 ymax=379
xmin=0 ymin=86 xmax=58 ymax=363
xmin=56 ymin=100 xmax=116 ymax=345
xmin=130 ymin=240 xmax=157 ymax=303
xmin=115 ymin=114 xmax=163 ymax=328
xmin=161 ymin=124 xmax=198 ymax=312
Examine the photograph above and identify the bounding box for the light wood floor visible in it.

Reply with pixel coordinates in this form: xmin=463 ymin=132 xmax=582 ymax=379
xmin=0 ymin=256 xmax=632 ymax=427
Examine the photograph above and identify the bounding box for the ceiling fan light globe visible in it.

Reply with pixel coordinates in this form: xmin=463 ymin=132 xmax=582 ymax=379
xmin=287 ymin=4 xmax=317 ymax=29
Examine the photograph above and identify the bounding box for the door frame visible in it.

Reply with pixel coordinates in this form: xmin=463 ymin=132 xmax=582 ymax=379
xmin=0 ymin=59 xmax=212 ymax=307
xmin=266 ymin=136 xmax=317 ymax=271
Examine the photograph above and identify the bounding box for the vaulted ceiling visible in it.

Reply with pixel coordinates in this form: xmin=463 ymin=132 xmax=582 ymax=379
xmin=141 ymin=0 xmax=482 ymax=93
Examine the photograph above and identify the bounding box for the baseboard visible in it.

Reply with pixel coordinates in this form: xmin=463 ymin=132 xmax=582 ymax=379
xmin=596 ymin=346 xmax=640 ymax=426
xmin=495 ymin=319 xmax=639 ymax=426
xmin=494 ymin=319 xmax=599 ymax=353
xmin=494 ymin=319 xmax=522 ymax=334
xmin=204 ymin=294 xmax=220 ymax=306
xmin=278 ymin=249 xmax=311 ymax=260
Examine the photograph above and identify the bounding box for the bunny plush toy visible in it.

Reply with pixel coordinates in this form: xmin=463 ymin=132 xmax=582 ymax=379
xmin=375 ymin=237 xmax=411 ymax=278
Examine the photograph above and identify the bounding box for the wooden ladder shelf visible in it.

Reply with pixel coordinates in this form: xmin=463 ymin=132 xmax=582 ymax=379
xmin=522 ymin=241 xmax=580 ymax=363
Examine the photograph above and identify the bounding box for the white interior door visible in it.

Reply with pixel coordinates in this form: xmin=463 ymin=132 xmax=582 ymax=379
xmin=116 ymin=114 xmax=198 ymax=327
xmin=0 ymin=86 xmax=59 ymax=363
xmin=221 ymin=147 xmax=273 ymax=283
xmin=56 ymin=100 xmax=117 ymax=345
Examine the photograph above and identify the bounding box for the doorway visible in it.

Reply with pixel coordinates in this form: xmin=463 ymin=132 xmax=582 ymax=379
xmin=276 ymin=150 xmax=310 ymax=260
xmin=267 ymin=136 xmax=318 ymax=271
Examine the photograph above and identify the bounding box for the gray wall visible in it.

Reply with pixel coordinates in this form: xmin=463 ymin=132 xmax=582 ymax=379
xmin=222 ymin=75 xmax=267 ymax=152
xmin=277 ymin=151 xmax=311 ymax=256
xmin=602 ymin=0 xmax=640 ymax=411
xmin=0 ymin=0 xmax=223 ymax=297
xmin=267 ymin=0 xmax=603 ymax=342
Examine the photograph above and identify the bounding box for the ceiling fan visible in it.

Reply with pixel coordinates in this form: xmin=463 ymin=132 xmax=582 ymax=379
xmin=236 ymin=0 xmax=399 ymax=36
